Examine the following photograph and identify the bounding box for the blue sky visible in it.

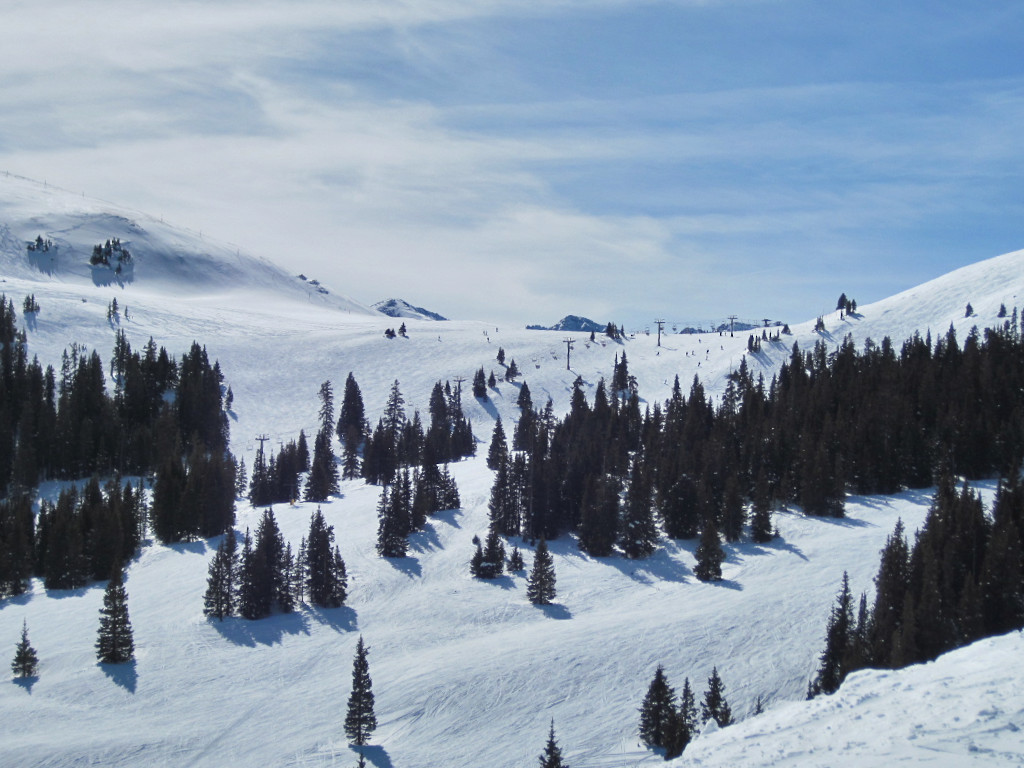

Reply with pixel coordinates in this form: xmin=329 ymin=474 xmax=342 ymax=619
xmin=2 ymin=0 xmax=1022 ymax=327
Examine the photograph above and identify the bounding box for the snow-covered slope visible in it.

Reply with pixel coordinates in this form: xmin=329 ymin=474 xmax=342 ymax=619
xmin=1 ymin=179 xmax=1023 ymax=767
xmin=373 ymin=298 xmax=448 ymax=321
xmin=681 ymin=630 xmax=1024 ymax=768
xmin=0 ymin=173 xmax=377 ymax=316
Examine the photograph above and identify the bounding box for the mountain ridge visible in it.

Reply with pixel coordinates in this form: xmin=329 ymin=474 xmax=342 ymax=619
xmin=0 ymin=175 xmax=1022 ymax=767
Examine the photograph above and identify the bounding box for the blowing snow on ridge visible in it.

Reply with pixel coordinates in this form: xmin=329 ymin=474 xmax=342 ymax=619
xmin=0 ymin=175 xmax=1022 ymax=768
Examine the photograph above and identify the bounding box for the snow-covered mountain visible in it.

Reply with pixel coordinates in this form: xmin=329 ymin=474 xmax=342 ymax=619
xmin=1 ymin=176 xmax=1023 ymax=767
xmin=527 ymin=314 xmax=606 ymax=333
xmin=0 ymin=173 xmax=377 ymax=317
xmin=373 ymin=298 xmax=448 ymax=321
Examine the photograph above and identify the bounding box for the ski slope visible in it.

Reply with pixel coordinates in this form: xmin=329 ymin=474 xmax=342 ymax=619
xmin=1 ymin=175 xmax=1023 ymax=767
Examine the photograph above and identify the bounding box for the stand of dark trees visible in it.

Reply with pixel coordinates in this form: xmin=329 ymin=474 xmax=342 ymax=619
xmin=489 ymin=312 xmax=1024 ymax=558
xmin=811 ymin=472 xmax=1024 ymax=696
xmin=0 ymin=296 xmax=236 ymax=596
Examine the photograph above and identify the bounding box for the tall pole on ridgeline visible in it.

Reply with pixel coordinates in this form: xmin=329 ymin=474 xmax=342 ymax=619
xmin=563 ymin=338 xmax=575 ymax=370
xmin=654 ymin=319 xmax=665 ymax=347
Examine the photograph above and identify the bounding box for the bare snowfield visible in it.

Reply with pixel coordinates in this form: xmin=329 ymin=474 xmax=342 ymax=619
xmin=1 ymin=174 xmax=1023 ymax=766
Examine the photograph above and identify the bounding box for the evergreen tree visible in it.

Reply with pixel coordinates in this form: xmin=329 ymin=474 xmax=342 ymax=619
xmin=473 ymin=367 xmax=487 ymax=398
xmin=749 ymin=469 xmax=774 ymax=543
xmin=577 ymin=474 xmax=619 ymax=557
xmin=527 ymin=539 xmax=556 ymax=605
xmin=305 ymin=415 xmax=342 ymax=505
xmin=235 ymin=529 xmax=262 ymax=620
xmin=810 ymin=571 xmax=855 ymax=696
xmin=638 ymin=664 xmax=676 ymax=749
xmin=306 ymin=508 xmax=347 ymax=607
xmin=505 ymin=358 xmax=520 ymax=381
xmin=693 ymin=517 xmax=725 ymax=582
xmin=538 ymin=720 xmax=568 ymax=768
xmin=670 ymin=677 xmax=699 ymax=757
xmin=480 ymin=528 xmax=505 ymax=578
xmin=508 ymin=546 xmax=525 ymax=572
xmin=202 ymin=529 xmax=238 ymax=620
xmin=96 ymin=569 xmax=134 ymax=663
xmin=620 ymin=460 xmax=657 ymax=559
xmin=337 ymin=372 xmax=366 ymax=445
xmin=345 ymin=636 xmax=377 ymax=747
xmin=487 ymin=418 xmax=508 ymax=471
xmin=375 ymin=481 xmax=410 ymax=558
xmin=469 ymin=537 xmax=485 ymax=578
xmin=701 ymin=667 xmax=733 ymax=727
xmin=11 ymin=620 xmax=39 ymax=678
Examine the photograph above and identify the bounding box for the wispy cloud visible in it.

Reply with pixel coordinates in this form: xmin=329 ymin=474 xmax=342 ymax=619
xmin=2 ymin=1 xmax=1022 ymax=325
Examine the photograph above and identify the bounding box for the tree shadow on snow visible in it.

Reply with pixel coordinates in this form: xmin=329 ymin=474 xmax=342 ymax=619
xmin=597 ymin=541 xmax=692 ymax=585
xmin=708 ymin=578 xmax=742 ymax=591
xmin=307 ymin=605 xmax=358 ymax=634
xmin=483 ymin=574 xmax=517 ymax=591
xmin=167 ymin=540 xmax=210 ymax=556
xmin=12 ymin=675 xmax=39 ymax=693
xmin=385 ymin=555 xmax=422 ymax=579
xmin=355 ymin=745 xmax=394 ymax=768
xmin=756 ymin=536 xmax=809 ymax=561
xmin=808 ymin=514 xmax=874 ymax=529
xmin=44 ymin=584 xmax=95 ymax=601
xmin=408 ymin=524 xmax=443 ymax=553
xmin=210 ymin=611 xmax=311 ymax=647
xmin=537 ymin=602 xmax=572 ymax=620
xmin=429 ymin=507 xmax=463 ymax=529
xmin=3 ymin=591 xmax=34 ymax=607
xmin=476 ymin=396 xmax=501 ymax=422
xmin=99 ymin=660 xmax=138 ymax=693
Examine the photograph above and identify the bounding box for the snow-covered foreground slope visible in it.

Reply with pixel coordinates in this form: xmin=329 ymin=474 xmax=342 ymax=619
xmin=0 ymin=471 xmax=982 ymax=767
xmin=681 ymin=630 xmax=1024 ymax=768
xmin=1 ymin=178 xmax=1024 ymax=766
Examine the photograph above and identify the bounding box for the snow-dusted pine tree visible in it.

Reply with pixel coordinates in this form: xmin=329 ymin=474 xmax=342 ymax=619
xmin=526 ymin=539 xmax=556 ymax=605
xmin=96 ymin=569 xmax=134 ymax=664
xmin=11 ymin=620 xmax=38 ymax=678
xmin=344 ymin=636 xmax=376 ymax=746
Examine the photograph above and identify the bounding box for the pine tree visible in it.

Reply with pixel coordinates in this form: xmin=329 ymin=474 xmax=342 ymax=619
xmin=693 ymin=517 xmax=725 ymax=582
xmin=470 ymin=538 xmax=485 ymax=578
xmin=11 ymin=620 xmax=38 ymax=678
xmin=480 ymin=528 xmax=505 ymax=578
xmin=750 ymin=469 xmax=774 ymax=543
xmin=376 ymin=474 xmax=411 ymax=558
xmin=538 ymin=720 xmax=568 ymax=768
xmin=305 ymin=425 xmax=339 ymax=502
xmin=473 ymin=366 xmax=487 ymax=398
xmin=701 ymin=667 xmax=733 ymax=727
xmin=505 ymin=358 xmax=520 ymax=381
xmin=620 ymin=460 xmax=657 ymax=559
xmin=527 ymin=539 xmax=556 ymax=605
xmin=638 ymin=664 xmax=676 ymax=749
xmin=508 ymin=546 xmax=525 ymax=572
xmin=487 ymin=418 xmax=508 ymax=471
xmin=345 ymin=636 xmax=377 ymax=747
xmin=669 ymin=677 xmax=699 ymax=758
xmin=96 ymin=569 xmax=134 ymax=663
xmin=810 ymin=571 xmax=855 ymax=696
xmin=305 ymin=508 xmax=347 ymax=607
xmin=202 ymin=529 xmax=238 ymax=620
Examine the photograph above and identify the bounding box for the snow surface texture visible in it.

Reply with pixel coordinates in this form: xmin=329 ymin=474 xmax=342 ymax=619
xmin=1 ymin=174 xmax=1023 ymax=767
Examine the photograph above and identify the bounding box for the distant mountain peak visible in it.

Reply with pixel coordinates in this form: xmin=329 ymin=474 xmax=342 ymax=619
xmin=373 ymin=298 xmax=448 ymax=321
xmin=526 ymin=314 xmax=605 ymax=332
